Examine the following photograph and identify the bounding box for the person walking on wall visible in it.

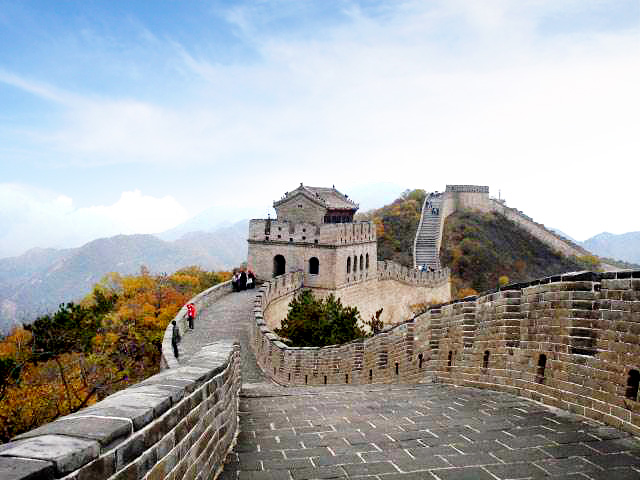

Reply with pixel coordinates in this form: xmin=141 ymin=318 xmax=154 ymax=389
xmin=171 ymin=320 xmax=181 ymax=359
xmin=239 ymin=270 xmax=247 ymax=291
xmin=186 ymin=303 xmax=196 ymax=329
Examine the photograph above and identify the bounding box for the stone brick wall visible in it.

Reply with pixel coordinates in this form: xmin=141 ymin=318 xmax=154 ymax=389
xmin=161 ymin=280 xmax=232 ymax=370
xmin=274 ymin=193 xmax=327 ymax=224
xmin=0 ymin=342 xmax=241 ymax=480
xmin=253 ymin=269 xmax=640 ymax=437
xmin=247 ymin=220 xmax=377 ymax=290
xmin=251 ymin=264 xmax=452 ymax=385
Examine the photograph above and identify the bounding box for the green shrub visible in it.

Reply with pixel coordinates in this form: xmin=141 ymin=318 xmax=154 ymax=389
xmin=275 ymin=290 xmax=366 ymax=347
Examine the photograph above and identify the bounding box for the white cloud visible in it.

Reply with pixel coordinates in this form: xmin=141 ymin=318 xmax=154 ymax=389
xmin=0 ymin=1 xmax=638 ymax=240
xmin=0 ymin=184 xmax=189 ymax=258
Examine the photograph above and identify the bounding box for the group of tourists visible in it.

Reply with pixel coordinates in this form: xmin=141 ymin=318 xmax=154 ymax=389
xmin=417 ymin=264 xmax=436 ymax=273
xmin=425 ymin=193 xmax=440 ymax=216
xmin=232 ymin=269 xmax=256 ymax=292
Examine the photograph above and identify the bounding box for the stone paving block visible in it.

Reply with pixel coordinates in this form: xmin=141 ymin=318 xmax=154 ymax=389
xmin=534 ymin=457 xmax=600 ymax=476
xmin=585 ymin=468 xmax=640 ymax=479
xmin=444 ymin=452 xmax=502 ymax=467
xmin=290 ymin=465 xmax=347 ymax=479
xmin=490 ymin=447 xmax=550 ymax=463
xmin=262 ymin=457 xmax=313 ymax=470
xmin=429 ymin=466 xmax=495 ymax=480
xmin=541 ymin=443 xmax=598 ymax=458
xmin=393 ymin=457 xmax=450 ymax=472
xmin=379 ymin=473 xmax=437 ymax=480
xmin=314 ymin=454 xmax=363 ymax=467
xmin=328 ymin=443 xmax=378 ymax=455
xmin=587 ymin=452 xmax=640 ymax=469
xmin=341 ymin=460 xmax=399 ymax=476
xmin=587 ymin=438 xmax=640 ymax=454
xmin=542 ymin=432 xmax=599 ymax=444
xmin=484 ymin=462 xmax=548 ymax=479
xmin=285 ymin=447 xmax=333 ymax=459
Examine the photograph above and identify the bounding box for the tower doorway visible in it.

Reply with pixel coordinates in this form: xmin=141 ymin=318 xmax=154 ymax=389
xmin=273 ymin=255 xmax=286 ymax=277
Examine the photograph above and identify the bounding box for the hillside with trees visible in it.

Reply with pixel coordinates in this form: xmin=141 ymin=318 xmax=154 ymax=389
xmin=440 ymin=211 xmax=585 ymax=297
xmin=359 ymin=189 xmax=598 ymax=299
xmin=0 ymin=266 xmax=230 ymax=443
xmin=356 ymin=189 xmax=426 ymax=266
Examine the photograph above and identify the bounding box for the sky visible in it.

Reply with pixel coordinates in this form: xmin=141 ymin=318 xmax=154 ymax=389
xmin=0 ymin=0 xmax=638 ymax=258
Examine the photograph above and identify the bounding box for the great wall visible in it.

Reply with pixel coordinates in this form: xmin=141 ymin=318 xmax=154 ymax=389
xmin=1 ymin=185 xmax=639 ymax=479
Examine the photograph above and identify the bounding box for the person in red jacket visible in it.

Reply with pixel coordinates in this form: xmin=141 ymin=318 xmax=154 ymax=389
xmin=186 ymin=303 xmax=196 ymax=329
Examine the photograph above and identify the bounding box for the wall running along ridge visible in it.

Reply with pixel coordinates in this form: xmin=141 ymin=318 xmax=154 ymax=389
xmin=0 ymin=342 xmax=241 ymax=480
xmin=253 ymin=269 xmax=640 ymax=436
xmin=437 ymin=185 xmax=591 ymax=263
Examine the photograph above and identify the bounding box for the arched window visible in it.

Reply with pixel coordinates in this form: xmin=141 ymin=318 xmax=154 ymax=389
xmin=360 ymin=255 xmax=364 ymax=271
xmin=626 ymin=370 xmax=640 ymax=400
xmin=448 ymin=351 xmax=453 ymax=367
xmin=483 ymin=350 xmax=490 ymax=370
xmin=366 ymin=253 xmax=370 ymax=269
xmin=346 ymin=257 xmax=351 ymax=274
xmin=353 ymin=255 xmax=358 ymax=272
xmin=273 ymin=255 xmax=286 ymax=277
xmin=309 ymin=257 xmax=319 ymax=275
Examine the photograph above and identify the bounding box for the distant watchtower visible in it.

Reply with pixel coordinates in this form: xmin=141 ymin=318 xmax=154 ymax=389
xmin=247 ymin=184 xmax=376 ymax=289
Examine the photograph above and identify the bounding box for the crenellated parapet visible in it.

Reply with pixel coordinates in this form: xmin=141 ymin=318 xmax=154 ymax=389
xmin=377 ymin=260 xmax=450 ymax=287
xmin=248 ymin=219 xmax=375 ymax=246
xmin=252 ymin=269 xmax=640 ymax=436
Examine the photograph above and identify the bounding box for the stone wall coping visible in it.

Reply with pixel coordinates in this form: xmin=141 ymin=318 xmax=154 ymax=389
xmin=0 ymin=340 xmax=241 ymax=480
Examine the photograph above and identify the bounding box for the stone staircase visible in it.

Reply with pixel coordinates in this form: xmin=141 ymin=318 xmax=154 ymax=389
xmin=413 ymin=192 xmax=442 ymax=270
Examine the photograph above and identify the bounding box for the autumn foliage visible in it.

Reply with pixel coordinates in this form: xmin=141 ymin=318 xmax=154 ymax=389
xmin=0 ymin=266 xmax=230 ymax=443
xmin=357 ymin=189 xmax=426 ymax=267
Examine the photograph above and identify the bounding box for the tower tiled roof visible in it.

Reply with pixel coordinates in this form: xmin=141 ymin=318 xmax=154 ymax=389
xmin=273 ymin=184 xmax=359 ymax=210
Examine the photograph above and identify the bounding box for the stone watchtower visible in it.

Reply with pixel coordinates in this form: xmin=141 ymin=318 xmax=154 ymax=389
xmin=247 ymin=184 xmax=377 ymax=289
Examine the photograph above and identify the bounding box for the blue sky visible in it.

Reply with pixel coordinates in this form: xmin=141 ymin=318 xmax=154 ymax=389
xmin=0 ymin=0 xmax=639 ymax=257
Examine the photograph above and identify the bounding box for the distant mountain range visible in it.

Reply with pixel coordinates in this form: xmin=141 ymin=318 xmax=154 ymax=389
xmin=0 ymin=220 xmax=248 ymax=333
xmin=581 ymin=231 xmax=640 ymax=266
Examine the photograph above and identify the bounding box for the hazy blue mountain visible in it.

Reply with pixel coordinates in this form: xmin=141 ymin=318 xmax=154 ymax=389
xmin=157 ymin=206 xmax=263 ymax=241
xmin=582 ymin=231 xmax=640 ymax=265
xmin=0 ymin=220 xmax=248 ymax=333
xmin=550 ymin=228 xmax=580 ymax=244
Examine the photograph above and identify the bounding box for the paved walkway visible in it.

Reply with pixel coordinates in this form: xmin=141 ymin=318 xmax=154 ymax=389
xmin=178 ymin=288 xmax=266 ymax=384
xmin=178 ymin=289 xmax=640 ymax=479
xmin=220 ymin=383 xmax=640 ymax=479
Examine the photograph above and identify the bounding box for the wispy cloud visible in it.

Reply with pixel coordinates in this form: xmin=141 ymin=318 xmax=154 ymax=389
xmin=0 ymin=0 xmax=638 ymax=242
